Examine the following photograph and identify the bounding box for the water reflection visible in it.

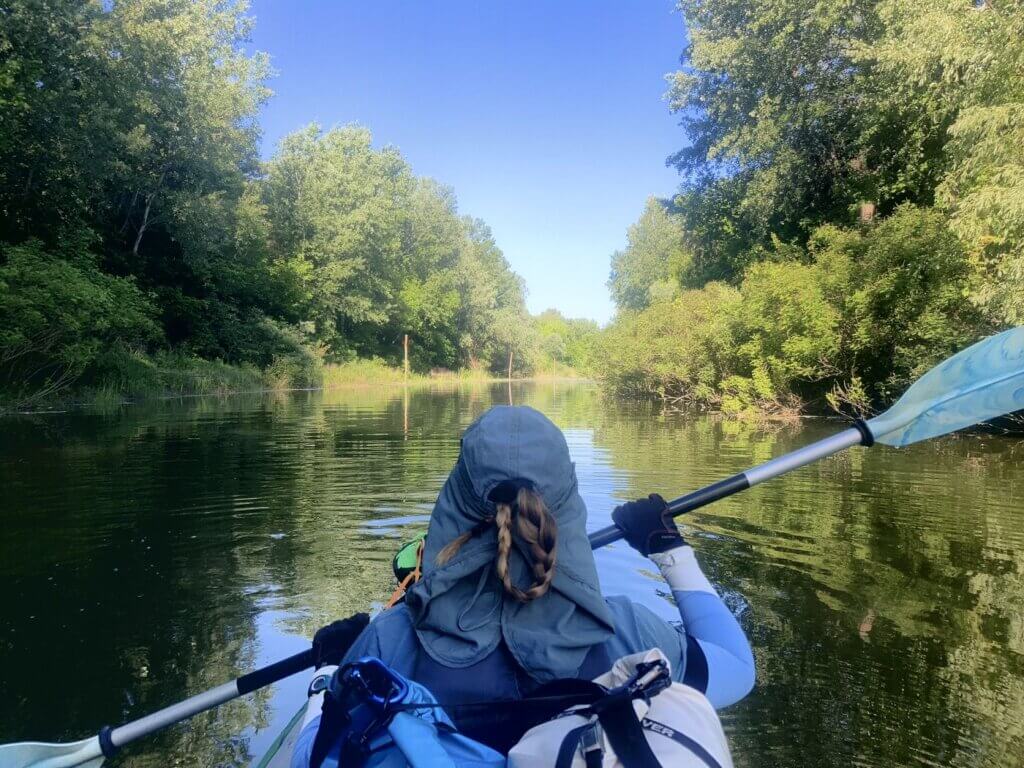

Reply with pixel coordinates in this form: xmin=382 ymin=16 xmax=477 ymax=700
xmin=1 ymin=383 xmax=1022 ymax=766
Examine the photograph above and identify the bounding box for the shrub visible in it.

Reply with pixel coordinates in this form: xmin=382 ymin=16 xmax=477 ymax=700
xmin=599 ymin=282 xmax=740 ymax=404
xmin=0 ymin=240 xmax=159 ymax=407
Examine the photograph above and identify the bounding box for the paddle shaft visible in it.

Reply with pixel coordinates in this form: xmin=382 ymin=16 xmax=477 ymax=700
xmin=82 ymin=422 xmax=863 ymax=753
xmin=111 ymin=427 xmax=868 ymax=747
xmin=101 ymin=649 xmax=314 ymax=755
xmin=588 ymin=426 xmax=867 ymax=549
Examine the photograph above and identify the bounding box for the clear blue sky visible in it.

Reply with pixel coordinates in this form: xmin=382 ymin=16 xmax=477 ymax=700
xmin=248 ymin=1 xmax=685 ymax=324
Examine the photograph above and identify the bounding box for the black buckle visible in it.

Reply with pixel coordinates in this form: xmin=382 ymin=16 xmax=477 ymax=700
xmin=626 ymin=659 xmax=671 ymax=702
xmin=589 ymin=658 xmax=671 ymax=716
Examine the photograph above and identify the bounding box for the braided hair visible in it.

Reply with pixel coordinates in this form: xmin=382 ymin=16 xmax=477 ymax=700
xmin=435 ymin=484 xmax=558 ymax=603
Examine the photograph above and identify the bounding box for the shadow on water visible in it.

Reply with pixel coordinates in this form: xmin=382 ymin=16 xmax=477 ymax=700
xmin=1 ymin=382 xmax=1022 ymax=766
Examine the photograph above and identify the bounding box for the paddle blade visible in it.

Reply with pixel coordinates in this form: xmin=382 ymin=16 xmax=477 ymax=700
xmin=0 ymin=736 xmax=103 ymax=768
xmin=867 ymin=327 xmax=1024 ymax=447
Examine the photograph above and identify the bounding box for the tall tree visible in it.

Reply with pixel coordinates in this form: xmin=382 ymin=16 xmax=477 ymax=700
xmin=608 ymin=197 xmax=688 ymax=310
xmin=261 ymin=125 xmax=414 ymax=358
xmin=667 ymin=0 xmax=892 ymax=282
xmin=867 ymin=0 xmax=1024 ymax=325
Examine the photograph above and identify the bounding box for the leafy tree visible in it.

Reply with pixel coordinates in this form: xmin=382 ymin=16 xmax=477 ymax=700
xmin=867 ymin=0 xmax=1024 ymax=325
xmin=666 ymin=0 xmax=883 ymax=281
xmin=533 ymin=309 xmax=601 ymax=373
xmin=452 ymin=219 xmax=532 ymax=372
xmin=599 ymin=0 xmax=1021 ymax=414
xmin=810 ymin=205 xmax=986 ymax=402
xmin=259 ymin=128 xmax=533 ymax=371
xmin=260 ymin=124 xmax=414 ymax=358
xmin=608 ymin=197 xmax=688 ymax=310
xmin=0 ymin=0 xmax=105 ymax=243
xmin=0 ymin=240 xmax=159 ymax=404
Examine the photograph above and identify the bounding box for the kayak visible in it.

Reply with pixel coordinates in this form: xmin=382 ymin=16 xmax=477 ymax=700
xmin=252 ymin=702 xmax=308 ymax=768
xmin=252 ymin=535 xmax=424 ymax=767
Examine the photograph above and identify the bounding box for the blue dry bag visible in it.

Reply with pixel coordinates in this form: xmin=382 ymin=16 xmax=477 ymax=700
xmin=292 ymin=657 xmax=506 ymax=768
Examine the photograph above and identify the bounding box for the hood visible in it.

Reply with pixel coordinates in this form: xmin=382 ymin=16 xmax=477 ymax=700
xmin=405 ymin=406 xmax=614 ymax=682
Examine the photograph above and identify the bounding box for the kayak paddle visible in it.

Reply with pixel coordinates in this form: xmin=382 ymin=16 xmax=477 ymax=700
xmin=4 ymin=327 xmax=1022 ymax=766
xmin=0 ymin=650 xmax=315 ymax=768
xmin=590 ymin=326 xmax=1024 ymax=548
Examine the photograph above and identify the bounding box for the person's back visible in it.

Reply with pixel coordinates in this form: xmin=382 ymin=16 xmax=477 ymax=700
xmin=295 ymin=405 xmax=755 ymax=761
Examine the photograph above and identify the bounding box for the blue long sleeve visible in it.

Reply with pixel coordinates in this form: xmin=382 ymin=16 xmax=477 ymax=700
xmin=651 ymin=546 xmax=755 ymax=708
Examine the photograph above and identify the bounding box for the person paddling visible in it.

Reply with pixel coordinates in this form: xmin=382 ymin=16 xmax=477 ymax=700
xmin=293 ymin=405 xmax=755 ymax=763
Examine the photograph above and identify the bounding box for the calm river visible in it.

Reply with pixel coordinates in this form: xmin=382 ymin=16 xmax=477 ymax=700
xmin=2 ymin=382 xmax=1022 ymax=767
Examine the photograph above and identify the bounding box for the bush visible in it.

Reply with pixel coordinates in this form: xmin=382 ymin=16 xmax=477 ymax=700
xmin=0 ymin=240 xmax=159 ymax=407
xmin=599 ymin=283 xmax=740 ymax=404
xmin=597 ymin=206 xmax=993 ymax=417
xmin=810 ymin=205 xmax=987 ymax=403
xmin=729 ymin=260 xmax=842 ymax=407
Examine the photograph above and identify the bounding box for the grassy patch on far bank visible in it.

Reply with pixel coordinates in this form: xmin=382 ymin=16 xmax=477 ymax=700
xmin=322 ymin=360 xmax=494 ymax=388
xmin=320 ymin=359 xmax=590 ymax=388
xmin=2 ymin=349 xmax=590 ymax=415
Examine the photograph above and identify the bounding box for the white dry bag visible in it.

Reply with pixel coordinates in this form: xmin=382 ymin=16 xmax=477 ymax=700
xmin=508 ymin=648 xmax=733 ymax=768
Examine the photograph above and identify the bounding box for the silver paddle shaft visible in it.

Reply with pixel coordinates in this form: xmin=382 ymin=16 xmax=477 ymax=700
xmin=110 ymin=682 xmax=239 ymax=746
xmin=588 ymin=427 xmax=865 ymax=549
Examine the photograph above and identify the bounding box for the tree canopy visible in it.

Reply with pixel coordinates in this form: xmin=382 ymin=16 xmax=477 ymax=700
xmin=0 ymin=0 xmax=578 ymax=406
xmin=601 ymin=0 xmax=1022 ymax=415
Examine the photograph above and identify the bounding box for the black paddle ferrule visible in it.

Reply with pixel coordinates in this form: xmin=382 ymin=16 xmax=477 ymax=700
xmin=852 ymin=418 xmax=875 ymax=447
xmin=668 ymin=473 xmax=749 ymax=516
xmin=98 ymin=725 xmax=119 ymax=758
xmin=237 ymin=648 xmax=315 ymax=695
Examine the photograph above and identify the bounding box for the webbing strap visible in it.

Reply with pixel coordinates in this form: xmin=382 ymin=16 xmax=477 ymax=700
xmin=309 ymin=694 xmax=345 ymax=768
xmin=551 ymin=713 xmax=725 ymax=768
xmin=594 ymin=696 xmax=662 ymax=768
xmin=642 ymin=718 xmax=722 ymax=768
xmin=555 ymin=724 xmax=595 ymax=768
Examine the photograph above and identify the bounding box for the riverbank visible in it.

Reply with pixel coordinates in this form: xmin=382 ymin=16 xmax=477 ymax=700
xmin=0 ymin=352 xmax=589 ymax=415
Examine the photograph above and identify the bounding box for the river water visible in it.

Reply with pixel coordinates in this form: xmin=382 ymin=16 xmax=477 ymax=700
xmin=2 ymin=382 xmax=1023 ymax=767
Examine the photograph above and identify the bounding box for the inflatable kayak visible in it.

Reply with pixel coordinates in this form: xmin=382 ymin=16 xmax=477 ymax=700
xmin=252 ymin=702 xmax=307 ymax=768
xmin=252 ymin=536 xmax=424 ymax=767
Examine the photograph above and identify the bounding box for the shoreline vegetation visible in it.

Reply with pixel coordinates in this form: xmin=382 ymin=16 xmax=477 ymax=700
xmin=3 ymin=354 xmax=591 ymax=415
xmin=3 ymin=2 xmax=1022 ymax=420
xmin=596 ymin=0 xmax=1023 ymax=420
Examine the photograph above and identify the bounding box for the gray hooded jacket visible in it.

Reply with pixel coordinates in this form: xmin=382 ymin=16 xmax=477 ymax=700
xmin=342 ymin=406 xmax=686 ymax=684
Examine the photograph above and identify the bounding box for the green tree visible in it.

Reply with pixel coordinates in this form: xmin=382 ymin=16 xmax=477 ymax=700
xmin=867 ymin=0 xmax=1024 ymax=325
xmin=261 ymin=125 xmax=414 ymax=358
xmin=453 ymin=219 xmax=532 ymax=372
xmin=608 ymin=197 xmax=688 ymax=310
xmin=667 ymin=0 xmax=883 ymax=282
xmin=533 ymin=309 xmax=601 ymax=373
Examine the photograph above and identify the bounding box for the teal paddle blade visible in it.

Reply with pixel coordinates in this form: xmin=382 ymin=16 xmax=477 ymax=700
xmin=867 ymin=327 xmax=1024 ymax=447
xmin=0 ymin=736 xmax=104 ymax=767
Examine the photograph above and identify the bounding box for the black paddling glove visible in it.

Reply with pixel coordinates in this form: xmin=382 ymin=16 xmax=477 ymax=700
xmin=313 ymin=612 xmax=370 ymax=667
xmin=611 ymin=493 xmax=685 ymax=557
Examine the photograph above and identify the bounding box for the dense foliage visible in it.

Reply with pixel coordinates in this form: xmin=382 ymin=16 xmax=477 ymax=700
xmin=601 ymin=0 xmax=1023 ymax=415
xmin=0 ymin=0 xmax=571 ymax=407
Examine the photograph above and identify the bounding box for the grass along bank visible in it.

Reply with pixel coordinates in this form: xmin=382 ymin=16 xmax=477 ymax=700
xmin=322 ymin=359 xmax=589 ymax=388
xmin=1 ymin=350 xmax=589 ymax=414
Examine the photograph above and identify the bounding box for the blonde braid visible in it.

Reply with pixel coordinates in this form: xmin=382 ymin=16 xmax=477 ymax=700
xmin=494 ymin=501 xmax=516 ymax=596
xmin=495 ymin=488 xmax=558 ymax=603
xmin=434 ymin=487 xmax=558 ymax=604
